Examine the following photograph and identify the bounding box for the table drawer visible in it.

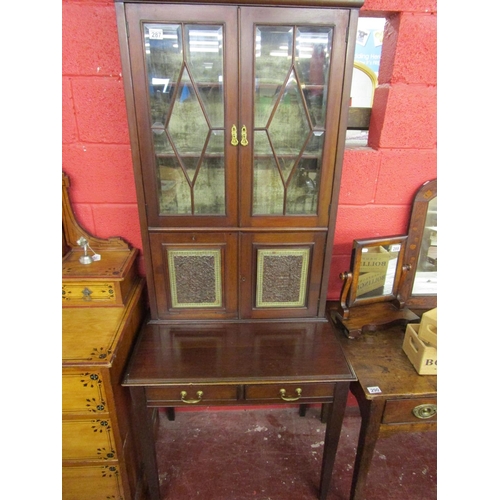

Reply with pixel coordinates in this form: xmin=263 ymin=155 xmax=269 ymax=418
xmin=245 ymin=382 xmax=335 ymax=403
xmin=383 ymin=397 xmax=437 ymax=424
xmin=146 ymin=385 xmax=239 ymax=405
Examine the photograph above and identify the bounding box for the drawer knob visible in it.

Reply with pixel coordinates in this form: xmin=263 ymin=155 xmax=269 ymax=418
xmin=412 ymin=403 xmax=437 ymax=419
xmin=180 ymin=390 xmax=204 ymax=404
xmin=279 ymin=388 xmax=302 ymax=402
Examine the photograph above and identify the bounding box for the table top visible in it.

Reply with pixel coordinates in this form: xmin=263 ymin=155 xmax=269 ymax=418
xmin=123 ymin=319 xmax=356 ymax=386
xmin=330 ymin=307 xmax=437 ymax=400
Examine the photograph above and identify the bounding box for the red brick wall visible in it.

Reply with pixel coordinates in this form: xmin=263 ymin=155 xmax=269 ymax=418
xmin=62 ymin=0 xmax=437 ymax=296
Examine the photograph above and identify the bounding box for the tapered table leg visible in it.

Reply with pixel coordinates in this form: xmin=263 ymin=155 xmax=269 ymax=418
xmin=130 ymin=387 xmax=161 ymax=500
xmin=349 ymin=388 xmax=385 ymax=500
xmin=318 ymin=382 xmax=349 ymax=500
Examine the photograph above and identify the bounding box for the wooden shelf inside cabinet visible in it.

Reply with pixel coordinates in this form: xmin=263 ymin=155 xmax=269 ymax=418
xmin=62 ymin=172 xmax=138 ymax=307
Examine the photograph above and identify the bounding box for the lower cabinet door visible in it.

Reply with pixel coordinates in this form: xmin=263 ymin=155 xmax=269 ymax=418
xmin=239 ymin=232 xmax=326 ymax=319
xmin=149 ymin=232 xmax=239 ymax=320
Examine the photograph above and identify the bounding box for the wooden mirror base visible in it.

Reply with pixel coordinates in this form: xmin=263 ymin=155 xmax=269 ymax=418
xmin=330 ymin=302 xmax=419 ymax=339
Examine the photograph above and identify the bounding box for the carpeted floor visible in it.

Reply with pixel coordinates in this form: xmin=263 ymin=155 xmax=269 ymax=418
xmin=153 ymin=405 xmax=437 ymax=499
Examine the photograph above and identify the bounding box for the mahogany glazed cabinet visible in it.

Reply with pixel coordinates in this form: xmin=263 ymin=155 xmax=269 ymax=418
xmin=115 ymin=0 xmax=363 ymax=321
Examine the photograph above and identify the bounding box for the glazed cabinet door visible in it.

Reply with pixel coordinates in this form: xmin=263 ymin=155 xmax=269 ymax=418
xmin=118 ymin=2 xmax=355 ymax=321
xmin=124 ymin=3 xmax=239 ymax=228
xmin=149 ymin=232 xmax=238 ymax=320
xmin=239 ymin=7 xmax=350 ymax=228
xmin=239 ymin=232 xmax=326 ymax=319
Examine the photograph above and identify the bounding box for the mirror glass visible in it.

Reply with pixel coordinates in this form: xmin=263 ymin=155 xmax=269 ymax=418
xmin=356 ymin=243 xmax=402 ymax=299
xmin=398 ymin=179 xmax=437 ymax=309
xmin=412 ymin=196 xmax=437 ymax=295
xmin=347 ymin=236 xmax=407 ymax=307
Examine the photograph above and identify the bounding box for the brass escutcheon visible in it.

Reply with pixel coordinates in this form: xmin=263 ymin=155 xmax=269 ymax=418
xmin=412 ymin=403 xmax=437 ymax=419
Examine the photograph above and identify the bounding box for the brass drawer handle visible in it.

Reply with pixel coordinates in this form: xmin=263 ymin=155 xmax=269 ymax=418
xmin=412 ymin=403 xmax=437 ymax=419
xmin=180 ymin=390 xmax=204 ymax=404
xmin=279 ymin=388 xmax=302 ymax=402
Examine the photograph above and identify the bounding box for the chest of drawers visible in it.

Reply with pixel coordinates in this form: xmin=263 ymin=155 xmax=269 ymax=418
xmin=62 ymin=279 xmax=146 ymax=500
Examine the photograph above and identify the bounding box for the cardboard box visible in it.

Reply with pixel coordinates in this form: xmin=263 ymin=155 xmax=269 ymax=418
xmin=403 ymin=323 xmax=437 ymax=375
xmin=419 ymin=308 xmax=437 ymax=347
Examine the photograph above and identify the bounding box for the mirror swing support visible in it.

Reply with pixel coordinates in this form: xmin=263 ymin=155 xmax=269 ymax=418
xmin=331 ymin=235 xmax=419 ymax=339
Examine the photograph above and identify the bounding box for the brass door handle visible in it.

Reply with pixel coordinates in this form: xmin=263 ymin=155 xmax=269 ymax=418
xmin=231 ymin=125 xmax=239 ymax=146
xmin=241 ymin=125 xmax=248 ymax=146
xmin=279 ymin=388 xmax=302 ymax=402
xmin=180 ymin=390 xmax=204 ymax=404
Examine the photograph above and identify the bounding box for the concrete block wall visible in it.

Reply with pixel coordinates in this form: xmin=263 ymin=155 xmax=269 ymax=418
xmin=62 ymin=0 xmax=437 ymax=296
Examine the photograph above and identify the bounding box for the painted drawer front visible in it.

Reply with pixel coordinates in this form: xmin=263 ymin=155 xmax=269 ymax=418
xmin=62 ymin=282 xmax=117 ymax=305
xmin=245 ymin=382 xmax=335 ymax=402
xmin=62 ymin=419 xmax=117 ymax=461
xmin=62 ymin=372 xmax=107 ymax=415
xmin=146 ymin=385 xmax=238 ymax=405
xmin=383 ymin=397 xmax=437 ymax=424
xmin=62 ymin=464 xmax=124 ymax=500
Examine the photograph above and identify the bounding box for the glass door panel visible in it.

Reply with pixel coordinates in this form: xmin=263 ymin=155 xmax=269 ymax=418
xmin=125 ymin=4 xmax=238 ymax=227
xmin=239 ymin=7 xmax=349 ymax=227
xmin=253 ymin=25 xmax=332 ymax=217
xmin=145 ymin=23 xmax=225 ymax=216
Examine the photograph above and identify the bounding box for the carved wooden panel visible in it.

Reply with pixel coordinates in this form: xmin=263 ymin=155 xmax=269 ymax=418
xmin=256 ymin=248 xmax=310 ymax=307
xmin=168 ymin=249 xmax=222 ymax=308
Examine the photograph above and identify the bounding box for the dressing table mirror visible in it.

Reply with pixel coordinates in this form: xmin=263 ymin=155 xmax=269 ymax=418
xmin=341 ymin=236 xmax=408 ymax=312
xmin=397 ymin=179 xmax=437 ymax=310
xmin=331 ymin=235 xmax=419 ymax=339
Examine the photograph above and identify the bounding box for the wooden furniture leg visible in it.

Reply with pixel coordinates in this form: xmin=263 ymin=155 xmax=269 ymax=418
xmin=318 ymin=382 xmax=349 ymax=500
xmin=349 ymin=385 xmax=385 ymax=500
xmin=167 ymin=407 xmax=176 ymax=421
xmin=130 ymin=387 xmax=161 ymax=500
xmin=299 ymin=403 xmax=329 ymax=423
xmin=320 ymin=403 xmax=330 ymax=424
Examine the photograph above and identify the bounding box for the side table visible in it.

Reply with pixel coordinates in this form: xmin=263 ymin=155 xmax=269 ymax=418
xmin=122 ymin=319 xmax=356 ymax=500
xmin=329 ymin=305 xmax=437 ymax=500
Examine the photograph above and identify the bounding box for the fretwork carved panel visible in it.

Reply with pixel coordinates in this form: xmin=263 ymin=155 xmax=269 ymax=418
xmin=168 ymin=249 xmax=222 ymax=308
xmin=256 ymin=248 xmax=310 ymax=307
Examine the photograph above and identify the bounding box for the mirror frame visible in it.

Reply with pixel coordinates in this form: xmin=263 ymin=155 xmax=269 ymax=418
xmin=398 ymin=179 xmax=437 ymax=310
xmin=341 ymin=235 xmax=409 ymax=311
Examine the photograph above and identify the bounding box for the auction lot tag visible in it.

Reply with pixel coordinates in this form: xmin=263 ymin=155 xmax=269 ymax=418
xmin=367 ymin=386 xmax=382 ymax=394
